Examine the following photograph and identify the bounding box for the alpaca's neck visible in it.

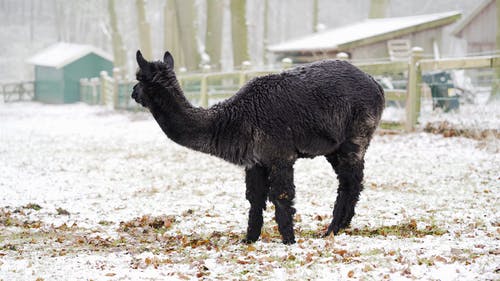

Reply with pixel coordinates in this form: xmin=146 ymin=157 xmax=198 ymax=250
xmin=149 ymin=81 xmax=214 ymax=154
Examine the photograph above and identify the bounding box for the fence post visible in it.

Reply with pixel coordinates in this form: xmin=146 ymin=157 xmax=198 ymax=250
xmin=336 ymin=52 xmax=349 ymax=60
xmin=100 ymin=71 xmax=108 ymax=106
xmin=239 ymin=61 xmax=251 ymax=87
xmin=178 ymin=67 xmax=187 ymax=88
xmin=90 ymin=78 xmax=99 ymax=105
xmin=281 ymin=57 xmax=293 ymax=69
xmin=200 ymin=65 xmax=211 ymax=108
xmin=79 ymin=78 xmax=87 ymax=103
xmin=112 ymin=68 xmax=120 ymax=109
xmin=18 ymin=83 xmax=24 ymax=101
xmin=405 ymin=47 xmax=423 ymax=132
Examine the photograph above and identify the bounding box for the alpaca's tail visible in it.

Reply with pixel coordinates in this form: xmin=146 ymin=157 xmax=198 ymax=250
xmin=373 ymin=77 xmax=385 ymax=104
xmin=369 ymin=76 xmax=385 ymax=124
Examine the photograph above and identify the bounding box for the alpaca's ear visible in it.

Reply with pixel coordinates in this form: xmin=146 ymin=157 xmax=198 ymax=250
xmin=136 ymin=50 xmax=148 ymax=69
xmin=163 ymin=51 xmax=174 ymax=69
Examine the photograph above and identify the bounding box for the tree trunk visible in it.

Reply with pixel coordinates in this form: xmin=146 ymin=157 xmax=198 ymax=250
xmin=107 ymin=0 xmax=127 ymax=71
xmin=164 ymin=0 xmax=184 ymax=68
xmin=230 ymin=0 xmax=250 ymax=67
xmin=174 ymin=0 xmax=200 ymax=71
xmin=136 ymin=0 xmax=153 ymax=60
xmin=312 ymin=0 xmax=318 ymax=32
xmin=30 ymin=0 xmax=34 ymax=42
xmin=263 ymin=0 xmax=269 ymax=64
xmin=205 ymin=0 xmax=223 ymax=69
xmin=493 ymin=0 xmax=500 ymax=98
xmin=369 ymin=0 xmax=389 ymax=18
xmin=55 ymin=0 xmax=64 ymax=41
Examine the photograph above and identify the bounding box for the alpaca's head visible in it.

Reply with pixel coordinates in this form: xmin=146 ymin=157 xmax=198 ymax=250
xmin=132 ymin=50 xmax=176 ymax=108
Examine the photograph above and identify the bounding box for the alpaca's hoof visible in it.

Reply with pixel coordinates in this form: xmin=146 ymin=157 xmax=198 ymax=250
xmin=282 ymin=238 xmax=296 ymax=245
xmin=242 ymin=237 xmax=258 ymax=244
xmin=325 ymin=215 xmax=352 ymax=237
xmin=323 ymin=230 xmax=335 ymax=238
xmin=324 ymin=222 xmax=341 ymax=237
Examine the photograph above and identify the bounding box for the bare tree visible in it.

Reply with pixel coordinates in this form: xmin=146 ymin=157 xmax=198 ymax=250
xmin=312 ymin=0 xmax=319 ymax=32
xmin=493 ymin=0 xmax=500 ymax=98
xmin=369 ymin=0 xmax=390 ymax=18
xmin=230 ymin=0 xmax=250 ymax=67
xmin=205 ymin=0 xmax=224 ymax=69
xmin=136 ymin=0 xmax=152 ymax=60
xmin=108 ymin=0 xmax=127 ymax=70
xmin=174 ymin=0 xmax=200 ymax=71
xmin=262 ymin=0 xmax=269 ymax=64
xmin=163 ymin=0 xmax=184 ymax=69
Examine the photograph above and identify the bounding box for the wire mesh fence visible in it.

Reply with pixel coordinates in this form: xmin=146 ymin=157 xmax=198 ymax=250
xmin=419 ymin=66 xmax=499 ymax=139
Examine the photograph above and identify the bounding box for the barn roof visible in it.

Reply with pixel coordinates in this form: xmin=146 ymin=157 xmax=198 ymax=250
xmin=27 ymin=42 xmax=113 ymax=69
xmin=267 ymin=11 xmax=461 ymax=53
xmin=452 ymin=0 xmax=494 ymax=36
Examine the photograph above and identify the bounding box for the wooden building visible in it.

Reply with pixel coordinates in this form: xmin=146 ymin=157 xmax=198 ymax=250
xmin=27 ymin=43 xmax=113 ymax=104
xmin=267 ymin=11 xmax=461 ymax=63
xmin=452 ymin=0 xmax=498 ymax=55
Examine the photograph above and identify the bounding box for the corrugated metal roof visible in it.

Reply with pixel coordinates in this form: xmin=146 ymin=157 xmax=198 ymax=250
xmin=27 ymin=42 xmax=113 ymax=69
xmin=268 ymin=11 xmax=461 ymax=53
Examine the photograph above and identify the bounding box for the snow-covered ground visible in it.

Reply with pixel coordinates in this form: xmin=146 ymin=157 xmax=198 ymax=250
xmin=0 ymin=102 xmax=498 ymax=280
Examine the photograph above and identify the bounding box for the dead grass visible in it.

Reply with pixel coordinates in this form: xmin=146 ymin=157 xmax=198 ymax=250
xmin=341 ymin=219 xmax=447 ymax=238
xmin=424 ymin=121 xmax=499 ymax=140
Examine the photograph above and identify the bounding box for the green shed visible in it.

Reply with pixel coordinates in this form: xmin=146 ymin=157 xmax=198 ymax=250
xmin=27 ymin=42 xmax=113 ymax=104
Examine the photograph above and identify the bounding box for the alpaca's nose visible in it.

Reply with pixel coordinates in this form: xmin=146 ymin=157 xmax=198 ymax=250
xmin=131 ymin=90 xmax=138 ymax=100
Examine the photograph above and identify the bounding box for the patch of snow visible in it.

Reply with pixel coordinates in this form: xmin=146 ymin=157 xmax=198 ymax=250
xmin=0 ymin=102 xmax=498 ymax=280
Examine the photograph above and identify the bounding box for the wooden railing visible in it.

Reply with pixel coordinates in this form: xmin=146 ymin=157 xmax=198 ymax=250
xmin=405 ymin=49 xmax=500 ymax=131
xmin=80 ymin=50 xmax=500 ymax=131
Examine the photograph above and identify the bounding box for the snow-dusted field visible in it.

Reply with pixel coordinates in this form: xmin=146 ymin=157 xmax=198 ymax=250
xmin=0 ymin=102 xmax=498 ymax=280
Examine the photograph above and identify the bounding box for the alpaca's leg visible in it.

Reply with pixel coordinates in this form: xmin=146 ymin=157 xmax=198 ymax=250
xmin=268 ymin=161 xmax=296 ymax=244
xmin=244 ymin=165 xmax=269 ymax=243
xmin=324 ymin=141 xmax=366 ymax=236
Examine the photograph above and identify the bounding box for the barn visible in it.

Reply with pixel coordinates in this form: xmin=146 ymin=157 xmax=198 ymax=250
xmin=267 ymin=11 xmax=461 ymax=63
xmin=27 ymin=43 xmax=113 ymax=104
xmin=452 ymin=0 xmax=498 ymax=55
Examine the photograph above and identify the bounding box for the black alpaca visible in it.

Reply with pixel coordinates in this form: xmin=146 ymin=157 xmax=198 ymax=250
xmin=132 ymin=50 xmax=384 ymax=244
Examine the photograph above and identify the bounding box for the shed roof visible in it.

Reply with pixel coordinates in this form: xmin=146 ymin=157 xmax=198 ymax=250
xmin=267 ymin=11 xmax=461 ymax=53
xmin=27 ymin=42 xmax=113 ymax=69
xmin=452 ymin=0 xmax=494 ymax=36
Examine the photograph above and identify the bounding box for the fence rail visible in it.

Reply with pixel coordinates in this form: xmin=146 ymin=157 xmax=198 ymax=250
xmin=0 ymin=81 xmax=34 ymax=103
xmin=419 ymin=56 xmax=500 ymax=71
xmin=80 ymin=49 xmax=500 ymax=131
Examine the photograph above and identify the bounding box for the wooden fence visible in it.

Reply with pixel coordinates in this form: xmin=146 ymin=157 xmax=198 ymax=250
xmin=405 ymin=48 xmax=499 ymax=131
xmin=0 ymin=81 xmax=34 ymax=103
xmin=80 ymin=49 xmax=500 ymax=131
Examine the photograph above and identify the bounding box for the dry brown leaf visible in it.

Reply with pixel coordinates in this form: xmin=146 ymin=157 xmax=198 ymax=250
xmin=434 ymin=255 xmax=448 ymax=263
xmin=305 ymin=252 xmax=314 ymax=263
xmin=237 ymin=259 xmax=249 ymax=264
xmin=334 ymin=249 xmax=348 ymax=257
xmin=177 ymin=273 xmax=190 ymax=280
xmin=409 ymin=219 xmax=417 ymax=230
